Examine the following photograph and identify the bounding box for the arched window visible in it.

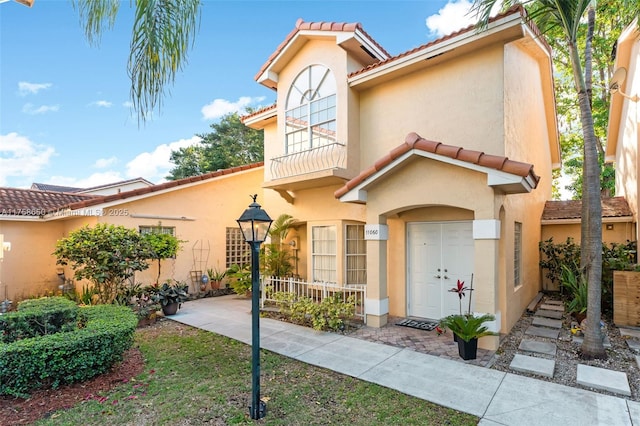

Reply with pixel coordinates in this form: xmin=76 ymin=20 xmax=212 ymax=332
xmin=285 ymin=65 xmax=336 ymax=154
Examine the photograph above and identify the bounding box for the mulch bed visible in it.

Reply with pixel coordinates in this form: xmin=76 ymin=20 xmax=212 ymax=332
xmin=0 ymin=348 xmax=145 ymax=425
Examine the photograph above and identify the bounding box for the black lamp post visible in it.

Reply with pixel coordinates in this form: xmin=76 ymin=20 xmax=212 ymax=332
xmin=236 ymin=194 xmax=272 ymax=420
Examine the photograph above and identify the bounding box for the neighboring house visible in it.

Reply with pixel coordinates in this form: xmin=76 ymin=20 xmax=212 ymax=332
xmin=31 ymin=177 xmax=154 ymax=196
xmin=539 ymin=197 xmax=635 ymax=291
xmin=0 ymin=165 xmax=269 ymax=301
xmin=1 ymin=6 xmax=559 ymax=350
xmin=243 ymin=5 xmax=559 ymax=349
xmin=606 ymin=19 xmax=640 ymax=241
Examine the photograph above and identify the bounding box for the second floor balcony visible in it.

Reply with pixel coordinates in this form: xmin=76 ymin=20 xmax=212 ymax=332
xmin=267 ymin=142 xmax=350 ymax=189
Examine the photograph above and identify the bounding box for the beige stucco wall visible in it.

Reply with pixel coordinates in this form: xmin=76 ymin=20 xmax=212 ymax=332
xmin=497 ymin=39 xmax=555 ymax=332
xmin=613 ymin=37 xmax=640 ymax=237
xmin=357 ymin=44 xmax=505 ymax=165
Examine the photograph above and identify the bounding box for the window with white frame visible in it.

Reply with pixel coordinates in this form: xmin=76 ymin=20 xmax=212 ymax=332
xmin=285 ymin=65 xmax=337 ymax=154
xmin=514 ymin=222 xmax=522 ymax=287
xmin=345 ymin=224 xmax=366 ymax=285
xmin=226 ymin=227 xmax=248 ymax=268
xmin=312 ymin=225 xmax=336 ymax=283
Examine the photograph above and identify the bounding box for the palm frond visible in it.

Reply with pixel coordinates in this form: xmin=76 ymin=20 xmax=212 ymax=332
xmin=71 ymin=0 xmax=120 ymax=46
xmin=128 ymin=0 xmax=201 ymax=124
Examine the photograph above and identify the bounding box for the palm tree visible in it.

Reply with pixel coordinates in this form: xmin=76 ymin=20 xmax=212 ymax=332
xmin=472 ymin=0 xmax=609 ymax=358
xmin=72 ymin=0 xmax=201 ymax=124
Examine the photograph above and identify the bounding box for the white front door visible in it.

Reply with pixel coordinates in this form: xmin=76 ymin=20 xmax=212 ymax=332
xmin=407 ymin=222 xmax=474 ymax=319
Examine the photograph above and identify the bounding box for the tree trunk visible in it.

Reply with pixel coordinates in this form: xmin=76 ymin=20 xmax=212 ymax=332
xmin=568 ymin=8 xmax=606 ymax=359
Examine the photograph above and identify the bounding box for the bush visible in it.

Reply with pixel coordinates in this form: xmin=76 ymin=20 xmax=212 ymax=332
xmin=0 ymin=303 xmax=137 ymax=397
xmin=0 ymin=297 xmax=80 ymax=343
xmin=271 ymin=291 xmax=355 ymax=332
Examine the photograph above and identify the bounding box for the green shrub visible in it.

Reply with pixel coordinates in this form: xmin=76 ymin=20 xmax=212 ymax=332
xmin=227 ymin=264 xmax=252 ymax=295
xmin=0 ymin=303 xmax=137 ymax=397
xmin=271 ymin=291 xmax=355 ymax=332
xmin=0 ymin=297 xmax=80 ymax=343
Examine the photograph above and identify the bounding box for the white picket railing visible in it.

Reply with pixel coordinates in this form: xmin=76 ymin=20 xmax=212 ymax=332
xmin=261 ymin=276 xmax=366 ymax=319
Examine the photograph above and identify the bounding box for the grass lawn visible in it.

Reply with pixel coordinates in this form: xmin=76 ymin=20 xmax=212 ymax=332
xmin=35 ymin=320 xmax=478 ymax=425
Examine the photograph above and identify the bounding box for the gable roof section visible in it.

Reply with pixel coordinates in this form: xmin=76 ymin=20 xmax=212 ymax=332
xmin=0 ymin=188 xmax=98 ymax=217
xmin=255 ymin=19 xmax=390 ymax=89
xmin=47 ymin=162 xmax=264 ymax=217
xmin=30 ymin=183 xmax=83 ymax=192
xmin=542 ymin=197 xmax=633 ymax=223
xmin=241 ymin=103 xmax=277 ymax=129
xmin=335 ymin=132 xmax=539 ymax=203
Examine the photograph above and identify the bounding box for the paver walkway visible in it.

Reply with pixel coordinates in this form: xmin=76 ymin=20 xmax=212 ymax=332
xmin=509 ymin=296 xmax=632 ymax=397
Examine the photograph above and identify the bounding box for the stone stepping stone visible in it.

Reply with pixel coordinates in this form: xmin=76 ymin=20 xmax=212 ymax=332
xmin=539 ymin=303 xmax=564 ymax=312
xmin=525 ymin=325 xmax=560 ymax=339
xmin=577 ymin=364 xmax=631 ymax=396
xmin=627 ymin=339 xmax=640 ymax=352
xmin=509 ymin=354 xmax=555 ymax=378
xmin=572 ymin=335 xmax=611 ymax=348
xmin=518 ymin=338 xmax=557 ymax=356
xmin=636 ymin=355 xmax=640 ymax=369
xmin=532 ymin=317 xmax=562 ymax=329
xmin=544 ymin=300 xmax=563 ymax=306
xmin=534 ymin=309 xmax=563 ymax=320
xmin=619 ymin=327 xmax=640 ymax=339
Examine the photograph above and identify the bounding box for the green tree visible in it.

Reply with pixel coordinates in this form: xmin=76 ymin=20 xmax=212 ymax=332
xmin=54 ymin=224 xmax=154 ymax=304
xmin=550 ymin=0 xmax=637 ymax=198
xmin=143 ymin=224 xmax=184 ymax=284
xmin=167 ymin=111 xmax=264 ymax=180
xmin=471 ymin=0 xmax=640 ymax=359
xmin=72 ymin=0 xmax=201 ymax=123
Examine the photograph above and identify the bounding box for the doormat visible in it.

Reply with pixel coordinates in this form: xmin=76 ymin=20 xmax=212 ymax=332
xmin=396 ymin=318 xmax=439 ymax=331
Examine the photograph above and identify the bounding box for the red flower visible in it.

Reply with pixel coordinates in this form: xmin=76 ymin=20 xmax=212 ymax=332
xmin=449 ymin=280 xmax=468 ymax=300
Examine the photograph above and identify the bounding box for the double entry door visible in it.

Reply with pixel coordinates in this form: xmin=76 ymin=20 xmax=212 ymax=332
xmin=407 ymin=222 xmax=474 ymax=319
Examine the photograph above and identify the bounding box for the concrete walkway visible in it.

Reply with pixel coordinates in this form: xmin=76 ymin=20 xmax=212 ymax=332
xmin=169 ymin=295 xmax=640 ymax=425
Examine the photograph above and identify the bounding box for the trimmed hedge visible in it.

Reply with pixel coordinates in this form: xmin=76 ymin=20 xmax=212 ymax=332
xmin=0 ymin=297 xmax=80 ymax=343
xmin=0 ymin=303 xmax=137 ymax=397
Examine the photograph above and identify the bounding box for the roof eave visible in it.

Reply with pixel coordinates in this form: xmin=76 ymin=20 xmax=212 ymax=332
xmin=348 ymin=12 xmax=524 ymax=89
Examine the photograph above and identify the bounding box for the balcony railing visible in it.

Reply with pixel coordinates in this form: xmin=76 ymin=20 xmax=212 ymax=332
xmin=269 ymin=142 xmax=347 ymax=180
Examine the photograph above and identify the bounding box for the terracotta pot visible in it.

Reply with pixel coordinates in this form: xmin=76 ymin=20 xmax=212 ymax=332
xmin=162 ymin=302 xmax=179 ymax=316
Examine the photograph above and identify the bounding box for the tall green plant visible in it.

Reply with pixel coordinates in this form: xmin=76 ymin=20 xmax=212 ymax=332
xmin=143 ymin=224 xmax=183 ymax=284
xmin=560 ymin=264 xmax=588 ymax=316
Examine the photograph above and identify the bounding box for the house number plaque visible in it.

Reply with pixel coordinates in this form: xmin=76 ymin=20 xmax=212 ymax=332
xmin=365 ymin=224 xmax=388 ymax=241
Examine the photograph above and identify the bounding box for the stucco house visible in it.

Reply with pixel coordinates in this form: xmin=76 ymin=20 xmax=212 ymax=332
xmin=606 ymin=19 xmax=640 ymax=240
xmin=1 ymin=6 xmax=561 ymax=349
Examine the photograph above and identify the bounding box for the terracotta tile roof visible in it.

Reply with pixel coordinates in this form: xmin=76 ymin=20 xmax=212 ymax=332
xmin=30 ymin=183 xmax=83 ymax=192
xmin=541 ymin=197 xmax=633 ymax=221
xmin=240 ymin=104 xmax=277 ymax=123
xmin=58 ymin=162 xmax=264 ymax=212
xmin=348 ymin=5 xmax=549 ymax=79
xmin=0 ymin=188 xmax=98 ymax=216
xmin=334 ymin=132 xmax=539 ymax=199
xmin=255 ymin=19 xmax=391 ymax=82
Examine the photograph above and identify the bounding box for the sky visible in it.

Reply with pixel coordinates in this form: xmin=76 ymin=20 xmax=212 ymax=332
xmin=0 ymin=0 xmax=493 ymax=189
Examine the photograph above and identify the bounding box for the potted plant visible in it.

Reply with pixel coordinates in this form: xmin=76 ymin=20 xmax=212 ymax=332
xmin=439 ymin=313 xmax=497 ymax=360
xmin=439 ymin=275 xmax=497 ymax=360
xmin=207 ymin=267 xmax=227 ymax=290
xmin=154 ymin=280 xmax=189 ymax=316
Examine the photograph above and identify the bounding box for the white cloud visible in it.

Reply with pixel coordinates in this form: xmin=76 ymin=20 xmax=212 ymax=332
xmin=0 ymin=133 xmax=55 ymax=186
xmin=18 ymin=81 xmax=52 ymax=96
xmin=425 ymin=0 xmax=501 ymax=38
xmin=93 ymin=156 xmax=118 ymax=169
xmin=22 ymin=103 xmax=60 ymax=115
xmin=125 ymin=135 xmax=202 ymax=182
xmin=201 ymin=96 xmax=266 ymax=120
xmin=89 ymin=100 xmax=113 ymax=108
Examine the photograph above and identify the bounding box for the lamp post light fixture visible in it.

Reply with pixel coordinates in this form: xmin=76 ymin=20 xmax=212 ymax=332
xmin=236 ymin=194 xmax=272 ymax=420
